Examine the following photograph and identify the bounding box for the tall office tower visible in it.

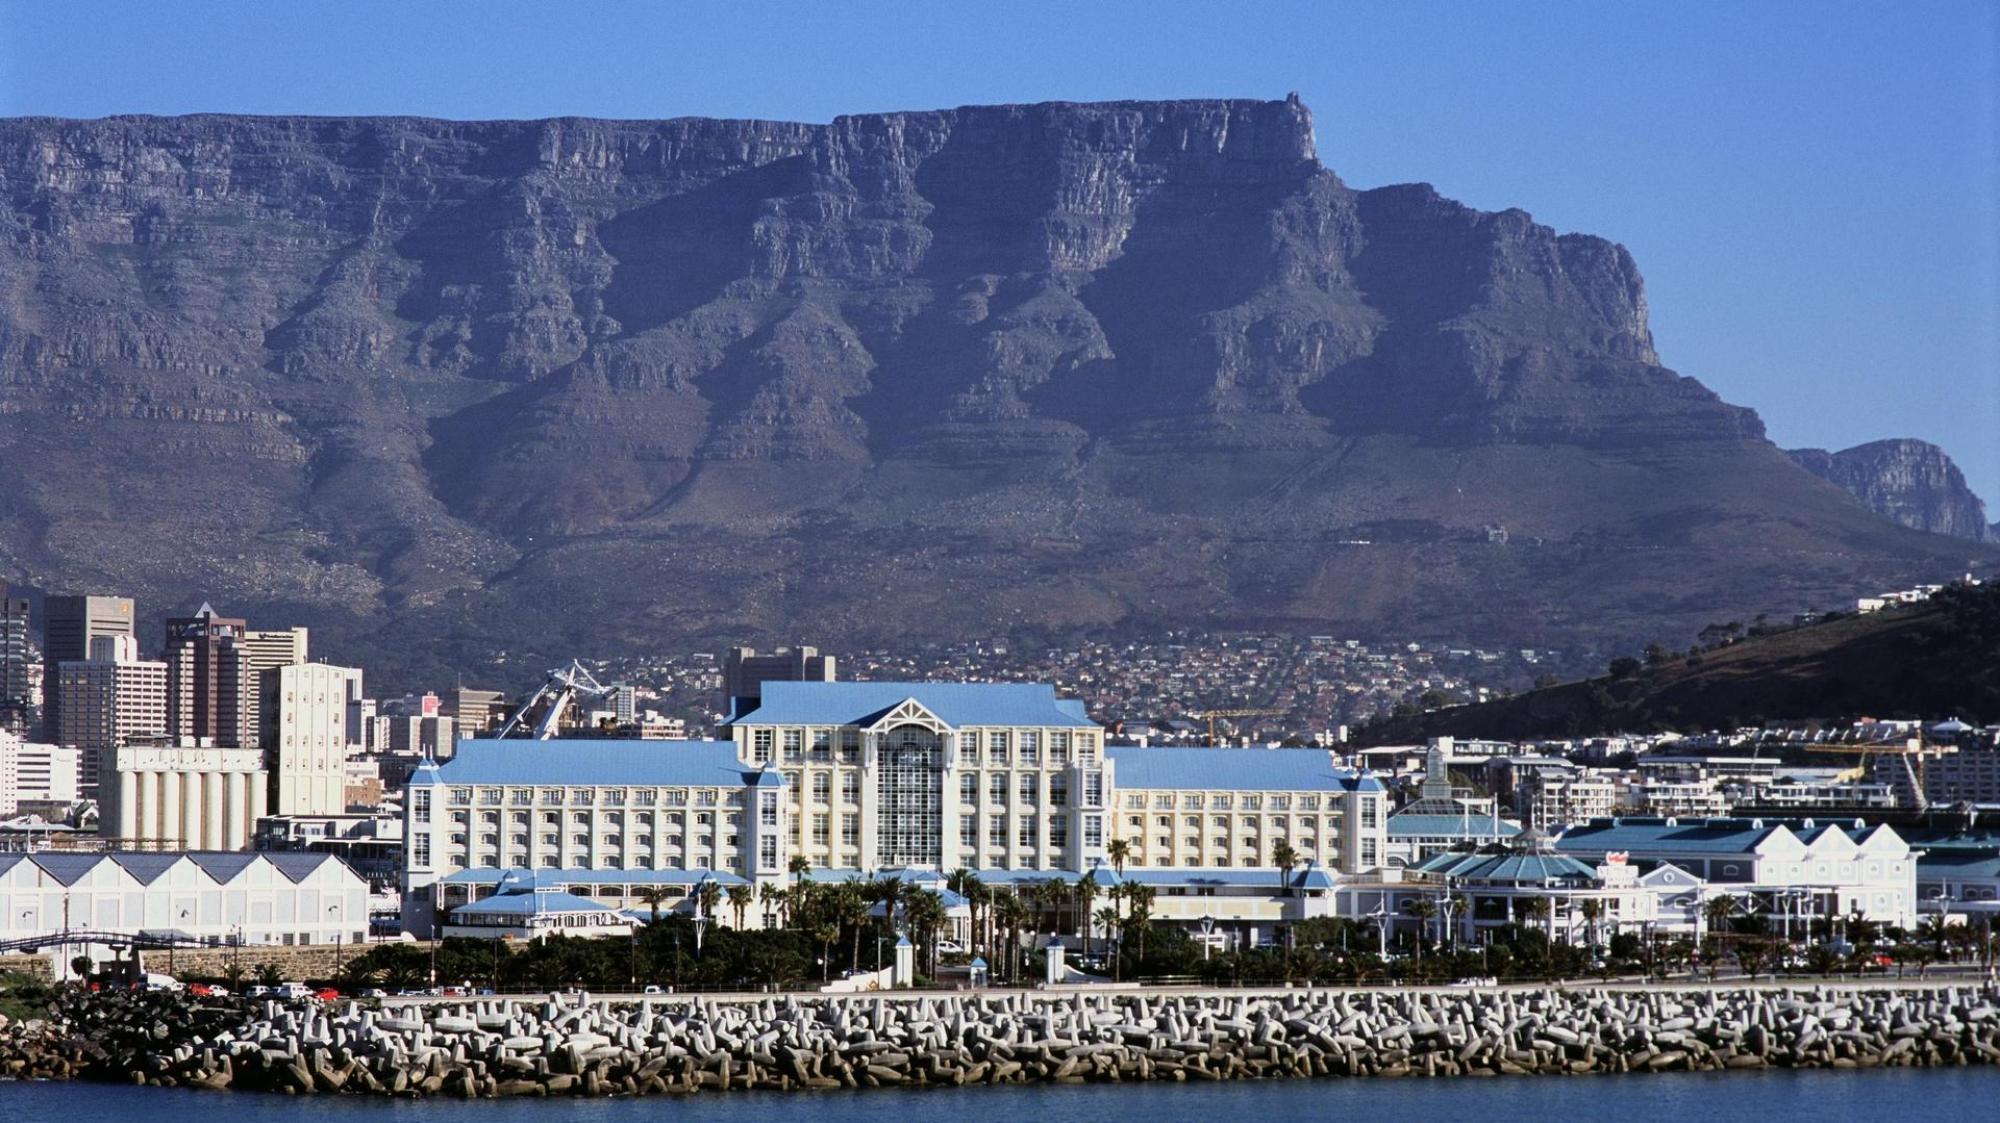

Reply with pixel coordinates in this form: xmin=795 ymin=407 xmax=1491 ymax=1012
xmin=55 ymin=634 xmax=169 ymax=798
xmin=40 ymin=594 xmax=135 ymax=742
xmin=164 ymin=603 xmax=252 ymax=747
xmin=722 ymin=645 xmax=836 ymax=708
xmin=610 ymin=684 xmax=637 ymax=726
xmin=266 ymin=662 xmax=363 ymax=815
xmin=242 ymin=626 xmax=308 ymax=746
xmin=443 ymin=687 xmax=505 ymax=735
xmin=0 ymin=584 xmax=30 ymax=737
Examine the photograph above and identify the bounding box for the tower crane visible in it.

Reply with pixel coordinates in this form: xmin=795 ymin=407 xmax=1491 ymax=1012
xmin=1189 ymin=708 xmax=1287 ymax=746
xmin=492 ymin=660 xmax=615 ymax=740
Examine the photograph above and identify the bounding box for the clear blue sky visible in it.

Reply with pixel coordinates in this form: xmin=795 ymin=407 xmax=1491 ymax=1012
xmin=4 ymin=1 xmax=1996 ymax=503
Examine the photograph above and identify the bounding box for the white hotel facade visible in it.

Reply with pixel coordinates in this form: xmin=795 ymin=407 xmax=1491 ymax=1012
xmin=401 ymin=682 xmax=1387 ymax=934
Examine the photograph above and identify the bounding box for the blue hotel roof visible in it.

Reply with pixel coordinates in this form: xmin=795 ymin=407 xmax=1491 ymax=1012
xmin=1555 ymin=818 xmax=1791 ymax=856
xmin=413 ymin=739 xmax=762 ymax=788
xmin=1106 ymin=746 xmax=1382 ymax=793
xmin=728 ymin=681 xmax=1097 ymax=729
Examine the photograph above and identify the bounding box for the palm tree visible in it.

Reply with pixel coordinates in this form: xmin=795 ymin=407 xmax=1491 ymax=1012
xmin=1124 ymin=884 xmax=1156 ymax=963
xmin=758 ymin=882 xmax=784 ymax=929
xmin=1271 ymin=840 xmax=1299 ymax=898
xmin=1579 ymin=898 xmax=1604 ymax=950
xmin=1075 ymin=870 xmax=1101 ymax=957
xmin=995 ymin=892 xmax=1032 ymax=983
xmin=1106 ymin=838 xmax=1132 ymax=891
xmin=636 ymin=886 xmax=672 ymax=924
xmin=696 ymin=878 xmax=723 ymax=927
xmin=904 ymin=889 xmax=948 ymax=977
xmin=789 ymin=855 xmax=812 ymax=900
xmin=871 ymin=875 xmax=906 ymax=939
xmin=946 ymin=868 xmax=984 ymax=954
xmin=726 ymin=884 xmax=752 ymax=929
xmin=836 ymin=882 xmax=871 ymax=972
xmin=1403 ymin=896 xmax=1438 ymax=953
xmin=1094 ymin=905 xmax=1122 ymax=979
xmin=810 ymin=919 xmax=839 ymax=981
xmin=1516 ymin=896 xmax=1549 ymax=931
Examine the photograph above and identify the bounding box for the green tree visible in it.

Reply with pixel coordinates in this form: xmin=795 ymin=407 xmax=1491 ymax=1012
xmin=726 ymin=884 xmax=753 ymax=930
xmin=1271 ymin=839 xmax=1299 ymax=898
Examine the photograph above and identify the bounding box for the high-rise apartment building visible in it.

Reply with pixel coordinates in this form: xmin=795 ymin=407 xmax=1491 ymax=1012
xmin=55 ymin=634 xmax=169 ymax=797
xmin=40 ymin=594 xmax=135 ymax=741
xmin=0 ymin=731 xmax=82 ymax=816
xmin=722 ymin=645 xmax=835 ymax=707
xmin=442 ymin=688 xmax=504 ymax=736
xmin=243 ymin=626 xmax=307 ymax=746
xmin=164 ymin=604 xmax=252 ymax=747
xmin=0 ymin=585 xmax=30 ymax=738
xmin=266 ymin=662 xmax=363 ymax=816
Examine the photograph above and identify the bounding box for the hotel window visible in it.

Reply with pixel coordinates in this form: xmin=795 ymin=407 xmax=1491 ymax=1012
xmin=510 ymin=788 xmax=532 ymax=806
xmin=479 ymin=788 xmax=502 ymax=805
xmin=1020 ymin=731 xmax=1040 ymax=765
xmin=696 ymin=812 xmax=713 ymax=826
xmin=604 ymin=834 xmax=622 ymax=849
xmin=636 ymin=789 xmax=657 ymax=806
xmin=813 ymin=814 xmax=831 ymax=847
xmin=1050 ymin=731 xmax=1069 ymax=765
xmin=1019 ymin=775 xmax=1038 ymax=805
xmin=1049 ymin=775 xmax=1069 ymax=807
xmin=989 ymin=774 xmax=1008 ymax=804
xmin=726 ymin=812 xmax=742 ymax=827
xmin=841 ymin=773 xmax=862 ymax=804
xmin=1156 ymin=836 xmax=1169 ymax=851
xmin=1018 ymin=814 xmax=1038 ymax=846
xmin=752 ymin=729 xmax=774 ymax=764
xmin=1213 ymin=794 xmax=1232 ymax=810
xmin=1271 ymin=795 xmax=1291 ymax=810
xmin=811 ymin=729 xmax=831 ymax=761
xmin=760 ymin=836 xmax=778 ymax=869
xmin=782 ymin=729 xmax=803 ymax=763
xmin=962 ymin=735 xmax=980 ymax=766
xmin=1213 ymin=836 xmax=1227 ymax=850
xmin=1082 ymin=771 xmax=1104 ymax=808
xmin=1152 ymin=794 xmax=1173 ymax=809
xmin=989 ymin=816 xmax=1007 ymax=848
xmin=960 ymin=818 xmax=977 ymax=847
xmin=697 ymin=791 xmax=718 ymax=807
xmin=607 ymin=789 xmax=628 ymax=806
xmin=840 ymin=729 xmax=861 ymax=763
xmin=784 ymin=771 xmax=801 ymax=798
xmin=960 ymin=774 xmax=978 ymax=806
xmin=411 ymin=836 xmax=430 ymax=865
xmin=1077 ymin=733 xmax=1097 ymax=764
xmin=570 ymin=833 xmax=589 ymax=847
xmin=1361 ymin=839 xmax=1378 ymax=866
xmin=1185 ymin=794 xmax=1204 ymax=809
xmin=539 ymin=788 xmax=563 ymax=805
xmin=449 ymin=787 xmax=472 ymax=805
xmin=1050 ymin=817 xmax=1069 ymax=848
xmin=411 ymin=789 xmax=432 ymax=816
xmin=1211 ymin=815 xmax=1228 ymax=829
xmin=841 ymin=813 xmax=860 ymax=847
xmin=1127 ymin=815 xmax=1143 ymax=829
xmin=989 ymin=731 xmax=1009 ymax=765
xmin=1242 ymin=795 xmax=1262 ymax=811
xmin=540 ymin=834 xmax=557 ymax=847
xmin=570 ymin=811 xmax=589 ymax=827
xmin=1301 ymin=795 xmax=1320 ymax=810
xmin=813 ymin=773 xmax=832 ymax=803
xmin=635 ymin=834 xmax=651 ymax=849
xmin=569 ymin=788 xmax=593 ymax=805
xmin=480 ymin=811 xmax=499 ymax=826
xmin=1184 ymin=855 xmax=1200 ymax=867
xmin=450 ymin=810 xmax=469 ymax=825
xmin=1361 ymin=798 xmax=1379 ymax=828
xmin=1083 ymin=815 xmax=1103 ymax=848
xmin=510 ymin=833 xmax=527 ymax=848
xmin=760 ymin=792 xmax=779 ymax=828
xmin=1272 ymin=816 xmax=1289 ymax=830
xmin=664 ymin=791 xmax=688 ymax=807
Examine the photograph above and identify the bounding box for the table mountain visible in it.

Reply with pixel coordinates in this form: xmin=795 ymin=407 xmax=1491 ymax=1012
xmin=0 ymin=97 xmax=1987 ymax=686
xmin=1788 ymin=440 xmax=1995 ymax=543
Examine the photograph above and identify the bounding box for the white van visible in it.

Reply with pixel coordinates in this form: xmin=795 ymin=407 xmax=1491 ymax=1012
xmin=275 ymin=982 xmax=315 ymax=1001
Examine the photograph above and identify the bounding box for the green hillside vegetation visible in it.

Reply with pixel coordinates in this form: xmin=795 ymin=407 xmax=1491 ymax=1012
xmin=1355 ymin=581 xmax=2000 ymax=743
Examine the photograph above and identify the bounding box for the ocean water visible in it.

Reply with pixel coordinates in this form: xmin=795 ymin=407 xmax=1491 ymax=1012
xmin=4 ymin=1067 xmax=1996 ymax=1123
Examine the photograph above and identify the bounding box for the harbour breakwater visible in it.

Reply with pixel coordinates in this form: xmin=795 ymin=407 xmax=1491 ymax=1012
xmin=5 ymin=984 xmax=2000 ymax=1097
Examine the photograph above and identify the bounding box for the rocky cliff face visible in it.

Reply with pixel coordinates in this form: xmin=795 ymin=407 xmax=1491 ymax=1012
xmin=0 ymin=98 xmax=1983 ymax=683
xmin=1788 ymin=440 xmax=1995 ymax=543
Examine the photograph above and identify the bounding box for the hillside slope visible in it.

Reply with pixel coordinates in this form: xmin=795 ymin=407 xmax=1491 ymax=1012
xmin=1355 ymin=582 xmax=2000 ymax=742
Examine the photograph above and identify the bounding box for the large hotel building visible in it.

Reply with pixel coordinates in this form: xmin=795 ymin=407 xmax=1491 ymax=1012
xmin=402 ymin=681 xmax=1385 ymax=933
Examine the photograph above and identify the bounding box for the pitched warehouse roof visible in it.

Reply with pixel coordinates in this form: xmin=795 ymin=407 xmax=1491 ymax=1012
xmin=730 ymin=681 xmax=1096 ymax=728
xmin=1107 ymin=746 xmax=1382 ymax=793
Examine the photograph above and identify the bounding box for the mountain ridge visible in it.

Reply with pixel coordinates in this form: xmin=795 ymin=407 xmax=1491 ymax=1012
xmin=0 ymin=97 xmax=1986 ymax=687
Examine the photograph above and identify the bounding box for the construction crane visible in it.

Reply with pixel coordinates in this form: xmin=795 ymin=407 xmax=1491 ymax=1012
xmin=492 ymin=660 xmax=615 ymax=740
xmin=1189 ymin=708 xmax=1286 ymax=746
xmin=1802 ymin=739 xmax=1933 ymax=810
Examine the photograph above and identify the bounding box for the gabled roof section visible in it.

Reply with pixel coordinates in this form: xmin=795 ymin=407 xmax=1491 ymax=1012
xmin=264 ymin=852 xmax=339 ymax=882
xmin=1556 ymin=818 xmax=1793 ymax=858
xmin=432 ymin=739 xmax=752 ymax=788
xmin=107 ymin=852 xmax=187 ymax=884
xmin=730 ymin=682 xmax=1097 ymax=729
xmin=30 ymin=853 xmax=108 ymax=886
xmin=188 ymin=852 xmax=260 ymax=882
xmin=1107 ymin=746 xmax=1370 ymax=793
xmin=861 ymin=697 xmax=945 ymax=732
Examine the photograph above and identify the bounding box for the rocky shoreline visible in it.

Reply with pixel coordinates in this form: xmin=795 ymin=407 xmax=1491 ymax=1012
xmin=4 ymin=984 xmax=2000 ymax=1097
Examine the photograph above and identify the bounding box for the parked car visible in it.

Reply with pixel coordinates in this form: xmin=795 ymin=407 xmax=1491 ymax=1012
xmin=360 ymin=987 xmax=388 ymax=999
xmin=314 ymin=987 xmax=340 ymax=1002
xmin=935 ymin=939 xmax=968 ymax=956
xmin=275 ymin=982 xmax=315 ymax=1001
xmin=246 ymin=985 xmax=273 ymax=998
xmin=641 ymin=985 xmax=665 ymax=995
